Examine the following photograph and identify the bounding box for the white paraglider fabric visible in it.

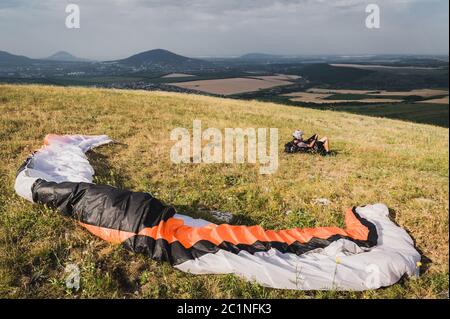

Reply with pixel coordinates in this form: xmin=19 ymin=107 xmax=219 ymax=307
xmin=175 ymin=204 xmax=420 ymax=291
xmin=15 ymin=134 xmax=113 ymax=202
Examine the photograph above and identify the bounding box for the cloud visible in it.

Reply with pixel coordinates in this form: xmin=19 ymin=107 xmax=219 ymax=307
xmin=0 ymin=0 xmax=448 ymax=58
xmin=0 ymin=0 xmax=27 ymax=9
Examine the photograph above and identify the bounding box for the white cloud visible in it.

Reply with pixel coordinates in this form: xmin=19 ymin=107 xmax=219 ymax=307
xmin=0 ymin=0 xmax=447 ymax=58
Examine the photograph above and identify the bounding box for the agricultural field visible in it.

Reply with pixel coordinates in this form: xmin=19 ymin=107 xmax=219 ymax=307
xmin=162 ymin=73 xmax=196 ymax=78
xmin=309 ymin=103 xmax=450 ymax=128
xmin=330 ymin=63 xmax=440 ymax=70
xmin=371 ymin=89 xmax=449 ymax=97
xmin=282 ymin=92 xmax=400 ymax=104
xmin=271 ymin=87 xmax=449 ymax=127
xmin=423 ymin=96 xmax=449 ymax=104
xmin=307 ymin=88 xmax=449 ymax=97
xmin=0 ymin=84 xmax=448 ymax=299
xmin=285 ymin=88 xmax=449 ymax=103
xmin=170 ymin=75 xmax=297 ymax=95
xmin=307 ymin=88 xmax=380 ymax=94
xmin=251 ymin=75 xmax=302 ymax=81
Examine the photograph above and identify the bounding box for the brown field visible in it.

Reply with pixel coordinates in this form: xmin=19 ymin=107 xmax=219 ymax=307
xmin=162 ymin=73 xmax=195 ymax=78
xmin=307 ymin=88 xmax=449 ymax=97
xmin=330 ymin=63 xmax=437 ymax=70
xmin=307 ymin=88 xmax=378 ymax=94
xmin=283 ymin=92 xmax=331 ymax=101
xmin=372 ymin=89 xmax=449 ymax=97
xmin=283 ymin=92 xmax=399 ymax=104
xmin=171 ymin=77 xmax=293 ymax=95
xmin=422 ymin=96 xmax=449 ymax=104
xmin=251 ymin=74 xmax=301 ymax=81
xmin=286 ymin=88 xmax=450 ymax=105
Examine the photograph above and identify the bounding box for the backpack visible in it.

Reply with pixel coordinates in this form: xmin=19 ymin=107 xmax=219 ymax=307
xmin=284 ymin=141 xmax=307 ymax=154
xmin=284 ymin=141 xmax=329 ymax=156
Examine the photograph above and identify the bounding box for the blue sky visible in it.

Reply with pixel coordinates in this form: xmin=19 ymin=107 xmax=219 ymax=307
xmin=0 ymin=0 xmax=448 ymax=59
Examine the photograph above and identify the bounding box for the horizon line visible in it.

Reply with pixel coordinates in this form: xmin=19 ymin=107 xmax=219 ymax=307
xmin=2 ymin=48 xmax=449 ymax=61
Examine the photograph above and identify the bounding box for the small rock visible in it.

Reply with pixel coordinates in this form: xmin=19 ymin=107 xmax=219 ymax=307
xmin=313 ymin=198 xmax=331 ymax=206
xmin=210 ymin=211 xmax=234 ymax=223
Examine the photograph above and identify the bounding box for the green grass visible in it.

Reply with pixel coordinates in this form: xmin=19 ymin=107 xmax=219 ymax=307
xmin=0 ymin=84 xmax=448 ymax=299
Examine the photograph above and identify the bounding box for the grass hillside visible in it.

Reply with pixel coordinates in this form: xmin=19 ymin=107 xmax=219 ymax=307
xmin=0 ymin=84 xmax=448 ymax=299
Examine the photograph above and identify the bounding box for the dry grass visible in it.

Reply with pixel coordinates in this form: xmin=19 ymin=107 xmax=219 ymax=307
xmin=0 ymin=84 xmax=448 ymax=299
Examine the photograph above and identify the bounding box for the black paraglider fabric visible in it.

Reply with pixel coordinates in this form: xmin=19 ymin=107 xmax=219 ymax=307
xmin=31 ymin=178 xmax=378 ymax=266
xmin=32 ymin=179 xmax=176 ymax=230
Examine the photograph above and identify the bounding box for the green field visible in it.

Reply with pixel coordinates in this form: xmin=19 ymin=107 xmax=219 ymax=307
xmin=251 ymin=94 xmax=449 ymax=128
xmin=0 ymin=85 xmax=448 ymax=298
xmin=315 ymin=103 xmax=450 ymax=128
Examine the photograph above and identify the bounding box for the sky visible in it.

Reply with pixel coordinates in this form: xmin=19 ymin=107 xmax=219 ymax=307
xmin=0 ymin=0 xmax=448 ymax=60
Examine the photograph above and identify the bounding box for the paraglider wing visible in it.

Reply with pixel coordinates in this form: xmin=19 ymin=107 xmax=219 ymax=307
xmin=14 ymin=134 xmax=421 ymax=290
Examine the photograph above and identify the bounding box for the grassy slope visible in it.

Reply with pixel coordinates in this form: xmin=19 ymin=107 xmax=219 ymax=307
xmin=0 ymin=84 xmax=448 ymax=299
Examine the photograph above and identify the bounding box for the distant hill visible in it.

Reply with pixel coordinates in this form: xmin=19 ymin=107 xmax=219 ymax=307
xmin=46 ymin=51 xmax=89 ymax=62
xmin=0 ymin=51 xmax=33 ymax=64
xmin=113 ymin=49 xmax=212 ymax=70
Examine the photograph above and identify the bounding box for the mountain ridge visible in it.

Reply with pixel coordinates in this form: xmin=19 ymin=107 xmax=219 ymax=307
xmin=0 ymin=50 xmax=34 ymax=64
xmin=113 ymin=49 xmax=212 ymax=70
xmin=46 ymin=51 xmax=89 ymax=62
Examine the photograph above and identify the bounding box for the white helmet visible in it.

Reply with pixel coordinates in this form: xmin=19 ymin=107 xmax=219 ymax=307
xmin=293 ymin=130 xmax=304 ymax=139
